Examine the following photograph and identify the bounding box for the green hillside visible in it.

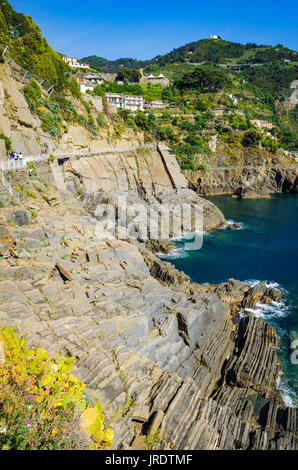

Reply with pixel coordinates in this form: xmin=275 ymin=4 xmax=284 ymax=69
xmin=152 ymin=38 xmax=297 ymax=65
xmin=0 ymin=0 xmax=74 ymax=91
xmin=80 ymin=55 xmax=152 ymax=73
xmin=81 ymin=38 xmax=298 ymax=73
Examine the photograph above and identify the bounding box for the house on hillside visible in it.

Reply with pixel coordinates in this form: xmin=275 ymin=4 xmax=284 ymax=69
xmin=63 ymin=56 xmax=90 ymax=69
xmin=75 ymin=73 xmax=104 ymax=85
xmin=105 ymin=93 xmax=144 ymax=112
xmin=251 ymin=119 xmax=274 ymax=130
xmin=74 ymin=76 xmax=96 ymax=94
xmin=144 ymin=100 xmax=166 ymax=110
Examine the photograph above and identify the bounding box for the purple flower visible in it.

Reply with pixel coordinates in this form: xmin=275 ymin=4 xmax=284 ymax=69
xmin=26 ymin=396 xmax=35 ymax=401
xmin=62 ymin=411 xmax=66 ymax=415
xmin=25 ymin=420 xmax=31 ymax=427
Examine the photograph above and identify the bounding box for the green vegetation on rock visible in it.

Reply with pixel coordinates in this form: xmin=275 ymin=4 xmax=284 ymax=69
xmin=0 ymin=0 xmax=73 ymax=92
xmin=0 ymin=327 xmax=114 ymax=450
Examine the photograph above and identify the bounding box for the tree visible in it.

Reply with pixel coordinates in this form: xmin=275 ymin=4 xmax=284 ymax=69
xmin=262 ymin=136 xmax=278 ymax=153
xmin=228 ymin=113 xmax=250 ymax=130
xmin=242 ymin=129 xmax=262 ymax=147
xmin=161 ymin=87 xmax=175 ymax=102
xmin=176 ymin=66 xmax=230 ymax=91
xmin=117 ymin=67 xmax=140 ymax=83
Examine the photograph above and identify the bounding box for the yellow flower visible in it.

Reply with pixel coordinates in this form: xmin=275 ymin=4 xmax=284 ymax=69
xmin=52 ymin=428 xmax=59 ymax=436
xmin=80 ymin=407 xmax=98 ymax=431
xmin=104 ymin=428 xmax=114 ymax=443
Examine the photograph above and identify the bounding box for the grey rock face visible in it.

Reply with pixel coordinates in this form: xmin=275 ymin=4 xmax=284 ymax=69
xmin=12 ymin=210 xmax=29 ymax=226
xmin=187 ymin=167 xmax=298 ymax=196
xmin=0 ymin=161 xmax=296 ymax=451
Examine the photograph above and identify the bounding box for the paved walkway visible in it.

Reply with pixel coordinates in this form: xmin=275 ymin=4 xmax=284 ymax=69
xmin=0 ymin=143 xmax=157 ymax=172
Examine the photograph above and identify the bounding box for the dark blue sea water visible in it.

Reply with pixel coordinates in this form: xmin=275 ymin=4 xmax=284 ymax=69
xmin=160 ymin=194 xmax=298 ymax=405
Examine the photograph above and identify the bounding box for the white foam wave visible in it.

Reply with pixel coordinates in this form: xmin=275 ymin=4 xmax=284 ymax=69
xmin=217 ymin=219 xmax=246 ymax=231
xmin=277 ymin=377 xmax=295 ymax=407
xmin=244 ymin=279 xmax=281 ymax=289
xmin=157 ymin=248 xmax=189 ymax=260
xmin=242 ymin=300 xmax=290 ymax=320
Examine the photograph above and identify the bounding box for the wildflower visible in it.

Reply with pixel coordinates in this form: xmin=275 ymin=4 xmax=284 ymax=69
xmin=80 ymin=407 xmax=97 ymax=431
xmin=25 ymin=420 xmax=31 ymax=427
xmin=26 ymin=396 xmax=35 ymax=401
xmin=0 ymin=426 xmax=7 ymax=434
xmin=62 ymin=411 xmax=66 ymax=415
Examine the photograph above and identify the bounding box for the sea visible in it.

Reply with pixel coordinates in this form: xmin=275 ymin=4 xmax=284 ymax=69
xmin=159 ymin=194 xmax=298 ymax=406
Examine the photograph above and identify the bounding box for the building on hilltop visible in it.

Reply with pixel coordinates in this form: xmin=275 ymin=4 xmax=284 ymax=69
xmin=139 ymin=69 xmax=170 ymax=88
xmin=63 ymin=56 xmax=90 ymax=69
xmin=105 ymin=93 xmax=144 ymax=112
xmin=209 ymin=34 xmax=220 ymax=39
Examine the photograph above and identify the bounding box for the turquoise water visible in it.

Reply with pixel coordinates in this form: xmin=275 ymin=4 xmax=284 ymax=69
xmin=160 ymin=194 xmax=298 ymax=405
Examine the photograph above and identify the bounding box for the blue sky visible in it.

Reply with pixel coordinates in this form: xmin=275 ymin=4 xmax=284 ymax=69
xmin=13 ymin=0 xmax=298 ymax=60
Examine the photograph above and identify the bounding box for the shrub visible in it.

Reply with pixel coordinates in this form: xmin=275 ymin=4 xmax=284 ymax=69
xmin=9 ymin=199 xmax=18 ymax=206
xmin=262 ymin=136 xmax=278 ymax=153
xmin=196 ymin=163 xmax=207 ymax=171
xmin=40 ymin=114 xmax=61 ymax=137
xmin=0 ymin=134 xmax=12 ymax=153
xmin=242 ymin=129 xmax=262 ymax=147
xmin=228 ymin=113 xmax=250 ymax=130
xmin=0 ymin=327 xmax=114 ymax=450
xmin=25 ymin=190 xmax=37 ymax=199
xmin=97 ymin=113 xmax=107 ymax=128
xmin=23 ymin=80 xmax=42 ymax=110
xmin=54 ymin=96 xmax=78 ymax=123
xmin=26 ymin=162 xmax=36 ymax=170
xmin=0 ymin=46 xmax=4 ymax=64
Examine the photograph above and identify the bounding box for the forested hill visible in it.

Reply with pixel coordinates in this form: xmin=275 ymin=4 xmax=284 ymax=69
xmin=81 ymin=38 xmax=298 ymax=73
xmin=152 ymin=38 xmax=298 ymax=66
xmin=80 ymin=55 xmax=152 ymax=73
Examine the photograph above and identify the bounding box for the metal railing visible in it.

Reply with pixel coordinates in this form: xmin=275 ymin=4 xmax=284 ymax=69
xmin=1 ymin=44 xmax=55 ymax=97
xmin=0 ymin=143 xmax=158 ymax=172
xmin=0 ymin=170 xmax=20 ymax=203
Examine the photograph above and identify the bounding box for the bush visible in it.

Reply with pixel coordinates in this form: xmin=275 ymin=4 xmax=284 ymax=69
xmin=228 ymin=113 xmax=250 ymax=130
xmin=23 ymin=80 xmax=42 ymax=110
xmin=0 ymin=46 xmax=4 ymax=64
xmin=0 ymin=134 xmax=12 ymax=153
xmin=196 ymin=163 xmax=207 ymax=171
xmin=54 ymin=96 xmax=78 ymax=123
xmin=0 ymin=327 xmax=114 ymax=450
xmin=40 ymin=114 xmax=61 ymax=137
xmin=262 ymin=136 xmax=278 ymax=153
xmin=242 ymin=129 xmax=262 ymax=147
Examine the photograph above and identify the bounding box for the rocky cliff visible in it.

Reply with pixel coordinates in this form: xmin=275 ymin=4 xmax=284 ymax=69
xmin=0 ymin=51 xmax=297 ymax=450
xmin=0 ymin=60 xmax=144 ymax=158
xmin=185 ymin=166 xmax=298 ymax=197
xmin=0 ymin=159 xmax=297 ymax=450
xmin=61 ymin=147 xmax=226 ymax=241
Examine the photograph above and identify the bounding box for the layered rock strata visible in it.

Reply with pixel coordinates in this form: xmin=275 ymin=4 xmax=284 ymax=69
xmin=0 ymin=166 xmax=296 ymax=450
xmin=186 ymin=167 xmax=298 ymax=197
